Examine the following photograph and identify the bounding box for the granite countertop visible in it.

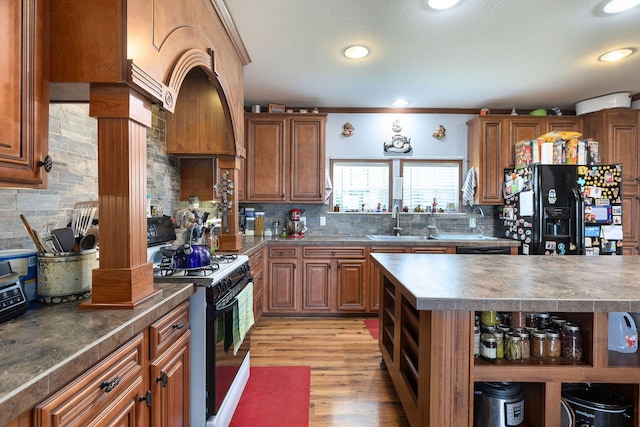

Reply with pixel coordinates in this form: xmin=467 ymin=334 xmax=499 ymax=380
xmin=237 ymin=234 xmax=520 ymax=252
xmin=370 ymin=253 xmax=640 ymax=312
xmin=0 ymin=282 xmax=194 ymax=425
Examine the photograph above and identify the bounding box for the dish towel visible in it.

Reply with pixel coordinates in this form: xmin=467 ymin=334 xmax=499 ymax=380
xmin=461 ymin=167 xmax=477 ymax=206
xmin=324 ymin=169 xmax=333 ymax=204
xmin=232 ymin=282 xmax=255 ymax=356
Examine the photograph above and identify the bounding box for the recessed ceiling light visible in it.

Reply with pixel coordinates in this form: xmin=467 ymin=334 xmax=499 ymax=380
xmin=392 ymin=99 xmax=408 ymax=107
xmin=603 ymin=0 xmax=640 ymax=13
xmin=427 ymin=0 xmax=460 ymax=10
xmin=599 ymin=48 xmax=634 ymax=62
xmin=344 ymin=45 xmax=369 ymax=59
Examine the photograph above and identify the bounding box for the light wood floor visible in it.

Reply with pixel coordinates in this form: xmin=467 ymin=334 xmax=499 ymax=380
xmin=249 ymin=317 xmax=409 ymax=427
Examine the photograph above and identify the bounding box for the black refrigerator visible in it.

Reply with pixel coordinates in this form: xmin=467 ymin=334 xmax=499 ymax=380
xmin=501 ymin=164 xmax=623 ymax=255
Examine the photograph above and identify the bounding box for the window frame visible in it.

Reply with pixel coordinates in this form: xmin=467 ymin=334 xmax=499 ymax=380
xmin=329 ymin=159 xmax=393 ymax=211
xmin=399 ymin=159 xmax=463 ymax=212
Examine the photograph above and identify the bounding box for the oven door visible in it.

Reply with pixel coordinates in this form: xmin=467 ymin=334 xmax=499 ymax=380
xmin=207 ymin=279 xmax=253 ymax=417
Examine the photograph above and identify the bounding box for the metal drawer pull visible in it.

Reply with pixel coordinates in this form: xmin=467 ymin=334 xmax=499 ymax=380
xmin=157 ymin=372 xmax=169 ymax=388
xmin=172 ymin=323 xmax=184 ymax=329
xmin=100 ymin=376 xmax=121 ymax=392
xmin=139 ymin=390 xmax=152 ymax=407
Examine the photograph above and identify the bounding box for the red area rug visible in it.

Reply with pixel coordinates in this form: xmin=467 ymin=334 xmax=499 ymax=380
xmin=364 ymin=318 xmax=379 ymax=339
xmin=230 ymin=366 xmax=311 ymax=427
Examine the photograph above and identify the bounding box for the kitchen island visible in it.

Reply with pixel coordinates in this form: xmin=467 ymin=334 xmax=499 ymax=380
xmin=370 ymin=253 xmax=640 ymax=427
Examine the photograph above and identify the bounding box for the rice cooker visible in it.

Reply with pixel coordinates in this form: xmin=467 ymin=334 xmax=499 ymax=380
xmin=474 ymin=382 xmax=524 ymax=427
xmin=562 ymin=383 xmax=633 ymax=427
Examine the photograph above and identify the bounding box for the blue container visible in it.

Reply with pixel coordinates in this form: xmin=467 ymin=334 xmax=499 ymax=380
xmin=0 ymin=249 xmax=38 ymax=304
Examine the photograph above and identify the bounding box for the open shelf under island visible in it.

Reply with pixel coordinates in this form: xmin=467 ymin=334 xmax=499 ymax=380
xmin=370 ymin=253 xmax=640 ymax=427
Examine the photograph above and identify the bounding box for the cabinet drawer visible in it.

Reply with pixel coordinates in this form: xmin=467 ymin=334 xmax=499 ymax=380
xmin=268 ymin=247 xmax=299 ymax=258
xmin=150 ymin=301 xmax=190 ymax=360
xmin=249 ymin=248 xmax=264 ymax=271
xmin=303 ymin=247 xmax=366 ymax=258
xmin=35 ymin=333 xmax=145 ymax=427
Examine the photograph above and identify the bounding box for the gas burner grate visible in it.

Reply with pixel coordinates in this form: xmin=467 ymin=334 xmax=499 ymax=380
xmin=211 ymin=253 xmax=238 ymax=263
xmin=154 ymin=260 xmax=220 ymax=277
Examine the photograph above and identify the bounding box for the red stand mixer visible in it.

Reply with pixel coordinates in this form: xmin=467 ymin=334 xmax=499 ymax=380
xmin=286 ymin=208 xmax=306 ymax=238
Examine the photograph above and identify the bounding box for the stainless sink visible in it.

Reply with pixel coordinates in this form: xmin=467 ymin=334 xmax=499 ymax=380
xmin=366 ymin=234 xmax=498 ymax=241
xmin=429 ymin=234 xmax=497 ymax=241
xmin=366 ymin=235 xmax=429 ymax=241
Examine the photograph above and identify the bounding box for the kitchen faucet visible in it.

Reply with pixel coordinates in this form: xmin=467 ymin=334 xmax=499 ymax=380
xmin=392 ymin=205 xmax=401 ymax=236
xmin=472 ymin=207 xmax=484 ymax=236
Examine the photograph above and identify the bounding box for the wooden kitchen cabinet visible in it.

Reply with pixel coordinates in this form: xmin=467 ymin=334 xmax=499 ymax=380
xmin=368 ymin=247 xmax=406 ymax=313
xmin=467 ymin=115 xmax=582 ymax=205
xmin=582 ymin=108 xmax=640 ymax=255
xmin=245 ymin=114 xmax=327 ymax=203
xmin=267 ymin=247 xmax=301 ymax=312
xmin=149 ymin=332 xmax=191 ymax=427
xmin=35 ymin=333 xmax=146 ymax=427
xmin=0 ymin=0 xmax=50 ymax=188
xmin=302 ymin=247 xmax=368 ymax=313
xmin=178 ymin=158 xmax=217 ymax=201
xmin=34 ymin=302 xmax=191 ymax=427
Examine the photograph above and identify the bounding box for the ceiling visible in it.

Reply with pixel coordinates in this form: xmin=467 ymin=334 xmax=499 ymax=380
xmin=225 ymin=0 xmax=640 ymax=112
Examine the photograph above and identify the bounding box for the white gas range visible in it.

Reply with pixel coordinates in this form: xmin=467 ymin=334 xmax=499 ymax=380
xmin=147 ymin=217 xmax=252 ymax=427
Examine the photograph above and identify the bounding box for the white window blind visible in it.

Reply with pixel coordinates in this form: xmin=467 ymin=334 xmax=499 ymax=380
xmin=401 ymin=161 xmax=461 ymax=211
xmin=332 ymin=161 xmax=390 ymax=211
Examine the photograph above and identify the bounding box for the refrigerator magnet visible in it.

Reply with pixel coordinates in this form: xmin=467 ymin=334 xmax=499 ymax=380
xmin=547 ymin=189 xmax=557 ymax=204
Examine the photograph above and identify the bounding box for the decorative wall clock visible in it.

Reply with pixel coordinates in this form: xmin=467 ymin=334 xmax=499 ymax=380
xmin=384 ymin=134 xmax=412 ymax=153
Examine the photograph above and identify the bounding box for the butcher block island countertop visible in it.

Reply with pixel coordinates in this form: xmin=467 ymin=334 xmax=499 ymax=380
xmin=369 ymin=253 xmax=640 ymax=427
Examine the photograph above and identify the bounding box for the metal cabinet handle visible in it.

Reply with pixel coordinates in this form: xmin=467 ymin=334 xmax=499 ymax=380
xmin=37 ymin=155 xmax=53 ymax=173
xmin=100 ymin=376 xmax=121 ymax=393
xmin=172 ymin=323 xmax=184 ymax=329
xmin=139 ymin=390 xmax=152 ymax=407
xmin=156 ymin=372 xmax=169 ymax=388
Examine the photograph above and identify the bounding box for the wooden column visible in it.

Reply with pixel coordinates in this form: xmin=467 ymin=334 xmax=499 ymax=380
xmin=217 ymin=154 xmax=243 ymax=252
xmin=80 ymin=84 xmax=160 ymax=308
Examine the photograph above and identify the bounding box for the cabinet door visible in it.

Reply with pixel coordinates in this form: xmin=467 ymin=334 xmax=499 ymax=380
xmin=467 ymin=117 xmax=504 ymax=204
xmin=150 ymin=332 xmax=191 ymax=427
xmin=506 ymin=119 xmax=543 ymax=169
xmin=0 ymin=0 xmax=49 ymax=188
xmin=246 ymin=117 xmax=287 ymax=201
xmin=336 ymin=259 xmax=367 ymax=312
xmin=35 ymin=334 xmax=145 ymax=427
xmin=546 ymin=117 xmax=582 ymax=132
xmin=267 ymin=259 xmax=299 ymax=311
xmin=249 ymin=249 xmax=265 ymax=321
xmin=302 ymin=260 xmax=332 ymax=311
xmin=179 ymin=158 xmax=217 ymax=201
xmin=289 ymin=117 xmax=326 ymax=202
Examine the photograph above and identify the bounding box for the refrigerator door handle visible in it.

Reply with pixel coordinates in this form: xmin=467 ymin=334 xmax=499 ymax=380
xmin=571 ymin=188 xmax=585 ymax=255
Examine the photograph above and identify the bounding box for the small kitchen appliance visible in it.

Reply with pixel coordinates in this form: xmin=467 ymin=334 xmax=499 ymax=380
xmin=562 ymin=383 xmax=633 ymax=426
xmin=0 ymin=261 xmax=28 ymax=323
xmin=474 ymin=382 xmax=525 ymax=427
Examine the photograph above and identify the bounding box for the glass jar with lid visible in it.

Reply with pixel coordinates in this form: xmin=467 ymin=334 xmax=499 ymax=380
xmin=531 ymin=330 xmax=546 ymax=358
xmin=481 ymin=311 xmax=497 ymax=327
xmin=519 ymin=331 xmax=530 ymax=359
xmin=545 ymin=330 xmax=561 ymax=358
xmin=505 ymin=335 xmax=522 ymax=361
xmin=474 ymin=325 xmax=480 ymax=358
xmin=561 ymin=323 xmax=583 ymax=361
xmin=537 ymin=312 xmax=552 ymax=330
xmin=511 ymin=311 xmax=526 ymax=328
xmin=480 ymin=333 xmax=497 ymax=361
xmin=492 ymin=331 xmax=504 ymax=359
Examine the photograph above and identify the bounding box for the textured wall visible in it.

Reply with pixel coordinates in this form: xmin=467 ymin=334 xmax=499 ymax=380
xmin=0 ymin=104 xmax=181 ymax=250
